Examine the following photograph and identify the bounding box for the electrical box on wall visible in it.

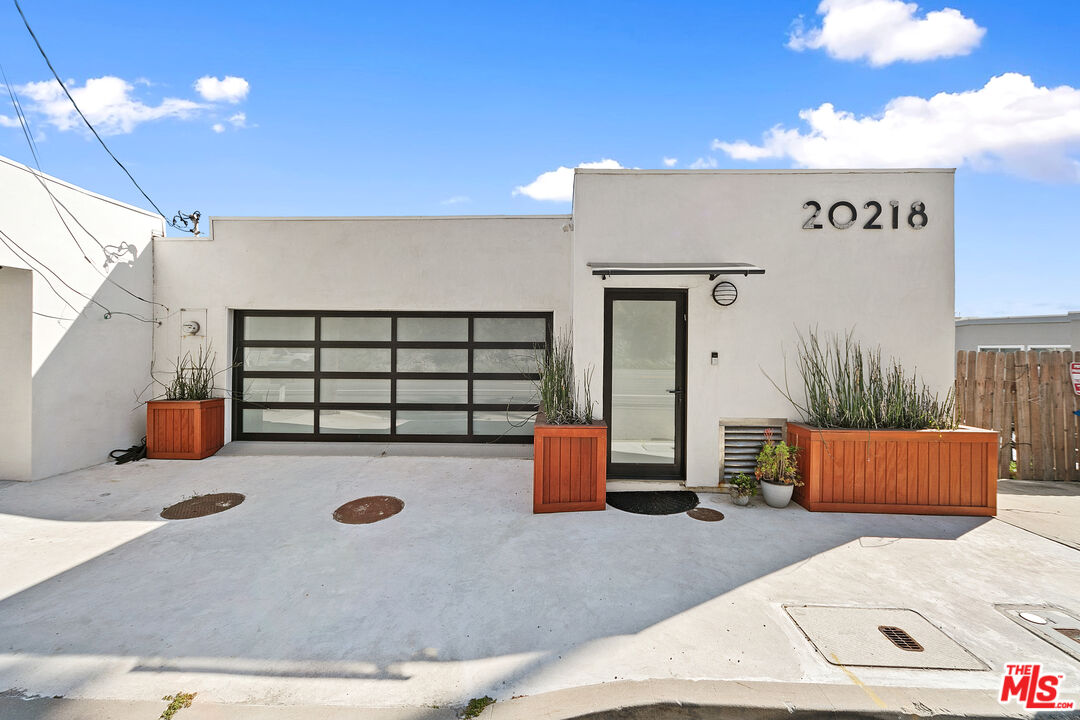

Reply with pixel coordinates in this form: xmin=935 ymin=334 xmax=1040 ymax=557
xmin=180 ymin=308 xmax=206 ymax=338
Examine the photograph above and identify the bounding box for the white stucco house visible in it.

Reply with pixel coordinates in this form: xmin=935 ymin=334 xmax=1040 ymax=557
xmin=3 ymin=158 xmax=956 ymax=487
xmin=956 ymin=312 xmax=1079 ymax=353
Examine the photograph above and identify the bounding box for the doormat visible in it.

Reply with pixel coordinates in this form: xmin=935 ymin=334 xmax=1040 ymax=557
xmin=785 ymin=605 xmax=986 ymax=670
xmin=161 ymin=493 xmax=245 ymax=520
xmin=333 ymin=496 xmax=404 ymax=524
xmin=687 ymin=507 xmax=724 ymax=522
xmin=606 ymin=491 xmax=699 ymax=516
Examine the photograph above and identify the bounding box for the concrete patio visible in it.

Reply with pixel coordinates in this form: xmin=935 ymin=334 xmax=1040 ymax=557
xmin=1 ymin=452 xmax=1079 ymax=717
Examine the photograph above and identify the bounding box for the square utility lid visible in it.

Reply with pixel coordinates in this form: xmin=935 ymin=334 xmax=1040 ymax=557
xmin=786 ymin=605 xmax=986 ymax=670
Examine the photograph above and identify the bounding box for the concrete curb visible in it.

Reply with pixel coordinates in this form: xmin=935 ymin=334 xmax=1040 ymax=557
xmin=2 ymin=679 xmax=1065 ymax=720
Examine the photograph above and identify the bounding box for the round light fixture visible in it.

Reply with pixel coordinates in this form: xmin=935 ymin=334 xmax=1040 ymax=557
xmin=712 ymin=281 xmax=737 ymax=307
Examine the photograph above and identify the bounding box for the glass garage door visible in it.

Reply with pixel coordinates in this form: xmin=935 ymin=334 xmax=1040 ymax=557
xmin=234 ymin=311 xmax=550 ymax=442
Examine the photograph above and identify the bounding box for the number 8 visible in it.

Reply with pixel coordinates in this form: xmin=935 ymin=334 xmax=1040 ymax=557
xmin=907 ymin=201 xmax=927 ymax=229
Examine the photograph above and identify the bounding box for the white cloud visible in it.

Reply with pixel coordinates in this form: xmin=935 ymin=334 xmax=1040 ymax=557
xmin=0 ymin=114 xmax=23 ymax=128
xmin=662 ymin=156 xmax=678 ymax=167
xmin=17 ymin=76 xmax=204 ymax=135
xmin=194 ymin=75 xmax=249 ymax=103
xmin=513 ymin=159 xmax=624 ymax=202
xmin=440 ymin=195 xmax=471 ymax=206
xmin=212 ymin=123 xmax=225 ymax=133
xmin=689 ymin=157 xmax=718 ymax=169
xmin=712 ymin=74 xmax=1080 ymax=183
xmin=788 ymin=0 xmax=985 ymax=66
xmin=228 ymin=112 xmax=247 ymax=128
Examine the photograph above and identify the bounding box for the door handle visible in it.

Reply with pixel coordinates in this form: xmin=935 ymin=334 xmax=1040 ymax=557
xmin=667 ymin=389 xmax=682 ymax=394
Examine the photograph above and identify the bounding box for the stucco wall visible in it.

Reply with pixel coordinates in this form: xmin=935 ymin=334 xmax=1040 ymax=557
xmin=0 ymin=267 xmax=33 ymax=480
xmin=0 ymin=156 xmax=162 ymax=481
xmin=570 ymin=169 xmax=956 ymax=487
xmin=152 ymin=216 xmax=572 ymax=441
xmin=955 ymin=313 xmax=1078 ymax=351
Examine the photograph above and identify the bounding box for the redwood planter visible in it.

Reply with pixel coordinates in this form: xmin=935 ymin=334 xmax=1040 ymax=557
xmin=533 ymin=416 xmax=607 ymax=513
xmin=788 ymin=422 xmax=997 ymax=516
xmin=146 ymin=398 xmax=225 ymax=460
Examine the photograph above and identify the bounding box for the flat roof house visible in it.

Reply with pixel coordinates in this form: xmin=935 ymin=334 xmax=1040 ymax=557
xmin=956 ymin=312 xmax=1079 ymax=353
xmin=151 ymin=168 xmax=956 ymax=488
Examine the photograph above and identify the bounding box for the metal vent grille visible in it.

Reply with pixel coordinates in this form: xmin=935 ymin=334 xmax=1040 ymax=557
xmin=719 ymin=418 xmax=786 ymax=481
xmin=879 ymin=626 xmax=924 ymax=652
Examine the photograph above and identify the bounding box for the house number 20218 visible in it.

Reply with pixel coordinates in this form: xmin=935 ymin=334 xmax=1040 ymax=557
xmin=802 ymin=200 xmax=927 ymax=230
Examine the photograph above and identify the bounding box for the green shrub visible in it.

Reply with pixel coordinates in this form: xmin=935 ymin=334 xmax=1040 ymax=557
xmin=536 ymin=328 xmax=596 ymax=425
xmin=165 ymin=345 xmax=216 ymax=401
xmin=730 ymin=473 xmax=758 ymax=496
xmin=773 ymin=329 xmax=956 ymax=431
xmin=755 ymin=429 xmax=802 ymax=486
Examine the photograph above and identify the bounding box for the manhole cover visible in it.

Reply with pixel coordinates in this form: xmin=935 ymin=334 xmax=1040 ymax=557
xmin=161 ymin=493 xmax=245 ymax=520
xmin=687 ymin=507 xmax=724 ymax=522
xmin=333 ymin=496 xmax=404 ymax=524
xmin=606 ymin=491 xmax=699 ymax=516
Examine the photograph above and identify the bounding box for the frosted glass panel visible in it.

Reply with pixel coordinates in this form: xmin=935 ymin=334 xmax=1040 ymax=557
xmin=321 ymin=348 xmax=391 ymax=372
xmin=320 ymin=410 xmax=391 ymax=434
xmin=609 ymin=299 xmax=675 ymax=465
xmin=397 ymin=380 xmax=467 ymax=403
xmin=397 ymin=349 xmax=468 ymax=373
xmin=398 ymin=317 xmax=467 ymax=342
xmin=473 ymin=317 xmax=546 ymax=342
xmin=320 ymin=379 xmax=390 ymax=403
xmin=473 ymin=348 xmax=541 ymax=374
xmin=242 ymin=408 xmax=313 ymax=433
xmin=244 ymin=316 xmax=314 ymax=341
xmin=242 ymin=378 xmax=314 ymax=403
xmin=243 ymin=347 xmax=315 ymax=371
xmin=396 ymin=411 xmax=467 ymax=434
xmin=320 ymin=317 xmax=390 ymax=341
xmin=473 ymin=380 xmax=537 ymax=405
xmin=473 ymin=411 xmax=534 ymax=436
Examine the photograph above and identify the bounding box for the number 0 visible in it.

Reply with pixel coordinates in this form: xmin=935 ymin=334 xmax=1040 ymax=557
xmin=828 ymin=201 xmax=857 ymax=229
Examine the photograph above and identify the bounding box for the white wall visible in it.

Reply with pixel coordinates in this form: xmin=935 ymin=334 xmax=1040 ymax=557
xmin=152 ymin=215 xmax=572 ymax=441
xmin=0 ymin=267 xmax=33 ymax=480
xmin=955 ymin=313 xmax=1078 ymax=351
xmin=570 ymin=169 xmax=956 ymax=487
xmin=0 ymin=156 xmax=162 ymax=481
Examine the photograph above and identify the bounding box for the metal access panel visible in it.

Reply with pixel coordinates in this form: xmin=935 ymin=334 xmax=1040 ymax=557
xmin=996 ymin=604 xmax=1080 ymax=662
xmin=785 ymin=605 xmax=986 ymax=670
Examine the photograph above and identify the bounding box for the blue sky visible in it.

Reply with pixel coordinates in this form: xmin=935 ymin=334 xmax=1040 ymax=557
xmin=0 ymin=0 xmax=1077 ymax=316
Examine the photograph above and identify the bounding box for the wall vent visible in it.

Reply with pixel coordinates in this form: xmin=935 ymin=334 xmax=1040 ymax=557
xmin=718 ymin=418 xmax=787 ymax=482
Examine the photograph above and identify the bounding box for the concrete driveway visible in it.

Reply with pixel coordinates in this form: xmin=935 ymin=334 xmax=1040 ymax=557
xmin=1 ymin=452 xmax=1078 ymax=716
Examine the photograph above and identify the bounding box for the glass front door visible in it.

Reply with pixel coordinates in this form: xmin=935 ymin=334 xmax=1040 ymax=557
xmin=603 ymin=289 xmax=687 ymax=479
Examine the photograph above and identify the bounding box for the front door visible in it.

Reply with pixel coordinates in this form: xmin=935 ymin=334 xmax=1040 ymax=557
xmin=603 ymin=289 xmax=687 ymax=479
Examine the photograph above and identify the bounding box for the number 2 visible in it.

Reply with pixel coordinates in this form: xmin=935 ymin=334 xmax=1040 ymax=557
xmin=802 ymin=201 xmax=822 ymax=229
xmin=862 ymin=201 xmax=882 ymax=229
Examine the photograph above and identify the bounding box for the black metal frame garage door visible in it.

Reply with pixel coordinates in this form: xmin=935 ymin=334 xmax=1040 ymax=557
xmin=233 ymin=310 xmax=550 ymax=443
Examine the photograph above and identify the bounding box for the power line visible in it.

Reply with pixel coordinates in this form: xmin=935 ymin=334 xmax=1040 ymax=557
xmin=12 ymin=0 xmax=170 ymax=223
xmin=1 ymin=59 xmax=168 ymax=312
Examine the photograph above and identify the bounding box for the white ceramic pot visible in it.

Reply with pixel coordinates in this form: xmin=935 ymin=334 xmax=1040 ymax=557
xmin=730 ymin=492 xmax=751 ymax=506
xmin=760 ymin=480 xmax=794 ymax=508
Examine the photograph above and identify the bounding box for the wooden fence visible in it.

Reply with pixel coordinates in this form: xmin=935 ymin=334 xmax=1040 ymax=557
xmin=955 ymin=350 xmax=1080 ymax=481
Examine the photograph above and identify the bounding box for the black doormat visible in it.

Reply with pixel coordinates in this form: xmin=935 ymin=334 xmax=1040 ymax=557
xmin=606 ymin=491 xmax=699 ymax=515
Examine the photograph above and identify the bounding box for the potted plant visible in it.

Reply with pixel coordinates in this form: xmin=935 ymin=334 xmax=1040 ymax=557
xmin=773 ymin=329 xmax=997 ymax=516
xmin=729 ymin=473 xmax=758 ymax=506
xmin=533 ymin=329 xmax=606 ymax=513
xmin=146 ymin=345 xmax=225 ymax=460
xmin=754 ymin=429 xmax=802 ymax=508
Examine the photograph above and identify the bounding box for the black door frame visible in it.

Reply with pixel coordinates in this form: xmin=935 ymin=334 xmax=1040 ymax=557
xmin=603 ymin=288 xmax=688 ymax=480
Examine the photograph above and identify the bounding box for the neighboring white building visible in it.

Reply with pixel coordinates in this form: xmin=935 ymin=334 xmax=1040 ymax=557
xmin=955 ymin=312 xmax=1079 ymax=353
xmin=153 ymin=168 xmax=956 ymax=488
xmin=0 ymin=156 xmax=163 ymax=481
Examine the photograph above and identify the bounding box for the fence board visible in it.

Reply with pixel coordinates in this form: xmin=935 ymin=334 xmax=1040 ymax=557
xmin=956 ymin=350 xmax=1078 ymax=482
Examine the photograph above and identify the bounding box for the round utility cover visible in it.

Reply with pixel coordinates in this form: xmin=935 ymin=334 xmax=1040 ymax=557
xmin=687 ymin=507 xmax=725 ymax=522
xmin=1020 ymin=612 xmax=1048 ymax=625
xmin=161 ymin=493 xmax=245 ymax=520
xmin=333 ymin=496 xmax=404 ymax=524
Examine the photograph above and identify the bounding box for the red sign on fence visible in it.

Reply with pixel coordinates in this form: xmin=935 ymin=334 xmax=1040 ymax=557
xmin=1072 ymin=362 xmax=1080 ymax=395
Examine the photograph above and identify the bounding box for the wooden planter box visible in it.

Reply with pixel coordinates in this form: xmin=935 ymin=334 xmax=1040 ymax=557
xmin=533 ymin=416 xmax=607 ymax=513
xmin=146 ymin=398 xmax=225 ymax=460
xmin=788 ymin=422 xmax=997 ymax=516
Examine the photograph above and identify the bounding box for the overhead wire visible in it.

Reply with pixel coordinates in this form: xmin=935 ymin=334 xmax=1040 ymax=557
xmin=11 ymin=0 xmax=171 ymax=224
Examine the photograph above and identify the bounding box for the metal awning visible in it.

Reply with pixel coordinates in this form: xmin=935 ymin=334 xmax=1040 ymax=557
xmin=587 ymin=262 xmax=765 ymax=280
